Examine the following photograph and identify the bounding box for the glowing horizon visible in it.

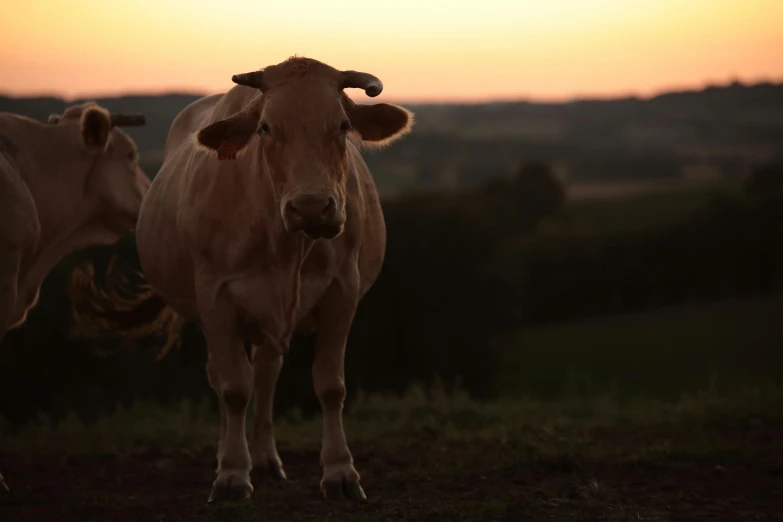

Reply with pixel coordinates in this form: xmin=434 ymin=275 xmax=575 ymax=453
xmin=2 ymin=0 xmax=782 ymax=103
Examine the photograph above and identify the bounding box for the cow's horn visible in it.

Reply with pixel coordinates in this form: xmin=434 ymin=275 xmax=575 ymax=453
xmin=48 ymin=114 xmax=61 ymax=124
xmin=232 ymin=71 xmax=266 ymax=90
xmin=341 ymin=71 xmax=383 ymax=97
xmin=110 ymin=114 xmax=146 ymax=127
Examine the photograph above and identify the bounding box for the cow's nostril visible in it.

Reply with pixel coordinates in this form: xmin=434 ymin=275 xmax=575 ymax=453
xmin=323 ymin=197 xmax=336 ymax=215
xmin=286 ymin=200 xmax=300 ymax=217
xmin=286 ymin=194 xmax=336 ymax=224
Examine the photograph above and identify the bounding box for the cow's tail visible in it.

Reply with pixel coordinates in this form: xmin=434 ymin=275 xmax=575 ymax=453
xmin=65 ymin=234 xmax=184 ymax=360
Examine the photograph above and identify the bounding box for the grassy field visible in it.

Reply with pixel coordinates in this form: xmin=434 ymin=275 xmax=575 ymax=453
xmin=494 ymin=297 xmax=783 ymax=401
xmin=3 ymin=294 xmax=782 ymax=521
xmin=2 ymin=382 xmax=783 ymax=521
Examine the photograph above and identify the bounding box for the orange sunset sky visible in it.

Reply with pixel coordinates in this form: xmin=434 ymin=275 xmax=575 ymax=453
xmin=1 ymin=0 xmax=782 ymax=103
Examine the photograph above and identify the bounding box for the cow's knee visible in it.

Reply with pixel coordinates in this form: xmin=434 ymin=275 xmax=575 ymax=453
xmin=222 ymin=386 xmax=250 ymax=415
xmin=216 ymin=359 xmax=252 ymax=415
xmin=207 ymin=356 xmax=252 ymax=399
xmin=316 ymin=383 xmax=346 ymax=412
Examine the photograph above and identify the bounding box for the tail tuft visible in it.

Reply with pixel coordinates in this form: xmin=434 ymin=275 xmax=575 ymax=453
xmin=66 ymin=233 xmax=183 ymax=360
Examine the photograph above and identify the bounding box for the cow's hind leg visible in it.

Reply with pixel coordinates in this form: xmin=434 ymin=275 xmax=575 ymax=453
xmin=0 ymin=251 xmax=21 ymax=345
xmin=0 ymin=252 xmax=21 ymax=494
xmin=207 ymin=364 xmax=227 ymax=474
xmin=249 ymin=343 xmax=286 ymax=481
xmin=201 ymin=299 xmax=254 ymax=503
xmin=312 ymin=270 xmax=366 ymax=502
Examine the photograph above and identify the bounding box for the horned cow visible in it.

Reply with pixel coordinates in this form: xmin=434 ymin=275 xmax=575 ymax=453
xmin=135 ymin=56 xmax=414 ymax=503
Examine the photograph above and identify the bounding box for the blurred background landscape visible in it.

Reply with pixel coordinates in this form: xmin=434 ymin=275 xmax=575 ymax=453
xmin=1 ymin=80 xmax=782 ymax=422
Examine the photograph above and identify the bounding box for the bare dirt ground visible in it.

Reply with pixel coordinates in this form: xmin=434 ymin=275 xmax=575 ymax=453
xmin=3 ymin=425 xmax=783 ymax=522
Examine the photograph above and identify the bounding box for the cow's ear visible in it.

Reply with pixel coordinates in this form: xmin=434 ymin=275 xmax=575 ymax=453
xmin=80 ymin=106 xmax=112 ymax=151
xmin=196 ymin=110 xmax=259 ymax=156
xmin=342 ymin=95 xmax=414 ymax=147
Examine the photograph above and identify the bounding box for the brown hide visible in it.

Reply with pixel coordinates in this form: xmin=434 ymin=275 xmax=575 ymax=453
xmin=0 ymin=102 xmax=149 ymax=342
xmin=135 ymin=56 xmax=414 ymax=502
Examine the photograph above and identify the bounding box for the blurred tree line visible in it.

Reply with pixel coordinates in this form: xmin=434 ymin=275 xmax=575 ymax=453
xmin=1 ymin=162 xmax=782 ymax=425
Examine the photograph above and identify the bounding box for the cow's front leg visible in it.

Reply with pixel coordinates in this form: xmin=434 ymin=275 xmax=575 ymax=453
xmin=0 ymin=254 xmax=20 ymax=494
xmin=250 ymin=343 xmax=286 ymax=480
xmin=313 ymin=272 xmax=365 ymax=501
xmin=0 ymin=251 xmax=21 ymax=345
xmin=202 ymin=313 xmax=253 ymax=502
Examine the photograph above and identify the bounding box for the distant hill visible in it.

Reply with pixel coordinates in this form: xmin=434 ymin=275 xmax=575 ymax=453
xmin=0 ymin=93 xmax=202 ymax=170
xmin=3 ymin=81 xmax=782 ymax=195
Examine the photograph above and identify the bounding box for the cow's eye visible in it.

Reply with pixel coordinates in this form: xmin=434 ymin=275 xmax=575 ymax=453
xmin=340 ymin=120 xmax=350 ymax=133
xmin=259 ymin=122 xmax=271 ymax=134
xmin=128 ymin=152 xmax=135 ymax=161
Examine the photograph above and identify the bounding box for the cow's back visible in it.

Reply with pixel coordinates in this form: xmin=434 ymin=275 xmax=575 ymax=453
xmin=138 ymin=86 xmax=258 ymax=317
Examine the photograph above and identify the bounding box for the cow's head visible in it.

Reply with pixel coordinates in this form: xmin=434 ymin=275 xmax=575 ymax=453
xmin=48 ymin=103 xmax=150 ymax=237
xmin=196 ymin=57 xmax=413 ymax=239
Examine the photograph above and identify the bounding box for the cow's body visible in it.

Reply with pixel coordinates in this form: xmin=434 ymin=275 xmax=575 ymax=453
xmin=0 ymin=103 xmax=148 ymax=494
xmin=139 ymin=84 xmax=386 ymax=337
xmin=136 ymin=57 xmax=412 ymax=502
xmin=0 ymin=104 xmax=149 ymax=344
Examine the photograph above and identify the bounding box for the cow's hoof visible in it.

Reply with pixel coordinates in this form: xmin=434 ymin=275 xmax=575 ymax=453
xmin=208 ymin=470 xmax=253 ymax=504
xmin=323 ymin=480 xmax=367 ymax=502
xmin=252 ymin=462 xmax=287 ymax=481
xmin=321 ymin=464 xmax=367 ymax=502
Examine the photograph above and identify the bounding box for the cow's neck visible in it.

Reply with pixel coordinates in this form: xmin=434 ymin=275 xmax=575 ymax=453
xmin=225 ymin=150 xmax=314 ymax=346
xmin=14 ymin=120 xmax=104 ymax=296
xmin=17 ymin=120 xmax=97 ymax=237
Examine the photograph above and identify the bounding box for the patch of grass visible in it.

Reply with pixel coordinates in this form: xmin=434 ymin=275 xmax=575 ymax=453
xmin=494 ymin=297 xmax=783 ymax=401
xmin=0 ymin=396 xmax=220 ymax=455
xmin=3 ymin=384 xmax=783 ymax=521
xmin=3 ymin=380 xmax=782 ymax=458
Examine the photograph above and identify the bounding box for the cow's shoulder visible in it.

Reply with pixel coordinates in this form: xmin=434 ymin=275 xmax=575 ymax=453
xmin=175 ymin=153 xmax=266 ymax=270
xmin=0 ymin=151 xmax=40 ymax=251
xmin=156 ymin=137 xmax=259 ymax=269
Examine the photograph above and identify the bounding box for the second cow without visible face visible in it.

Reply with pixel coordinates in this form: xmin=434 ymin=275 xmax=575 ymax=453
xmin=0 ymin=103 xmax=148 ymax=345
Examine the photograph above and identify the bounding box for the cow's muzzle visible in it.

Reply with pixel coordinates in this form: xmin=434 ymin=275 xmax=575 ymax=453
xmin=282 ymin=192 xmax=344 ymax=239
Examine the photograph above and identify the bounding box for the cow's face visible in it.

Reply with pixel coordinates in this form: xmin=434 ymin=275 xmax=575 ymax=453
xmin=86 ymin=127 xmax=150 ymax=234
xmin=196 ymin=58 xmax=413 ymax=240
xmin=51 ymin=104 xmax=150 ymax=238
